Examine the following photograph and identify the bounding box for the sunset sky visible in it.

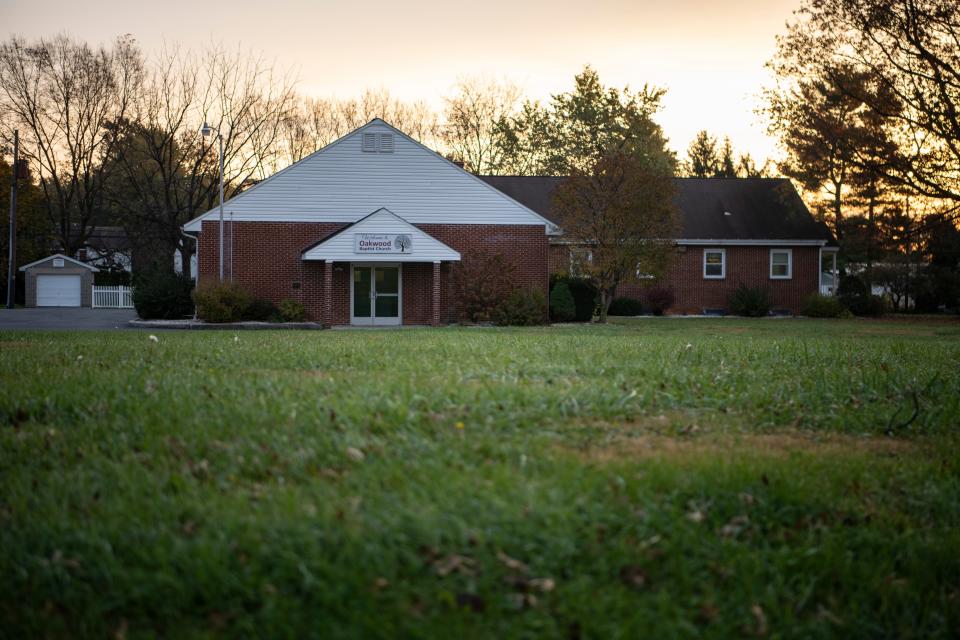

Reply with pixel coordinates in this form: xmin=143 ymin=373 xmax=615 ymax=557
xmin=2 ymin=0 xmax=801 ymax=164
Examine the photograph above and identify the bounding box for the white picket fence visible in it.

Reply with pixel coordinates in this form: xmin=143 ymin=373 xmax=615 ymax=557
xmin=92 ymin=285 xmax=134 ymax=309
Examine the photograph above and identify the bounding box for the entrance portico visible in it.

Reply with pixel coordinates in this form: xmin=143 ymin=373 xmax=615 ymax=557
xmin=301 ymin=208 xmax=460 ymax=327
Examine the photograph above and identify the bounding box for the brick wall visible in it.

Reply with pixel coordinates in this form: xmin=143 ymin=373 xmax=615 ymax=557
xmin=197 ymin=221 xmax=549 ymax=324
xmin=547 ymin=242 xmax=822 ymax=314
xmin=667 ymin=245 xmax=820 ymax=314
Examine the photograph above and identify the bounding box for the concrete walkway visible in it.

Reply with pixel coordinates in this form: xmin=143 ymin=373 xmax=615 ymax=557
xmin=0 ymin=308 xmax=138 ymax=330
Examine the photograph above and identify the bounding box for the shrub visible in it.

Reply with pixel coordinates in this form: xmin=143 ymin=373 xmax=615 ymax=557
xmin=247 ymin=298 xmax=279 ymax=322
xmin=801 ymin=294 xmax=849 ymax=318
xmin=644 ymin=286 xmax=675 ymax=316
xmin=549 ymin=281 xmax=576 ymax=322
xmin=550 ymin=275 xmax=597 ymax=321
xmin=493 ymin=288 xmax=547 ymax=326
xmin=607 ymin=297 xmax=644 ymax=316
xmin=278 ymin=299 xmax=306 ymax=322
xmin=193 ymin=283 xmax=253 ymax=323
xmin=728 ymin=284 xmax=770 ymax=317
xmin=132 ymin=268 xmax=194 ymax=320
xmin=456 ymin=250 xmax=516 ymax=322
xmin=838 ymin=274 xmax=887 ymax=316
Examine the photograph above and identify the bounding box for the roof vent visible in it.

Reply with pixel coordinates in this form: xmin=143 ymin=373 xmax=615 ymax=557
xmin=378 ymin=133 xmax=394 ymax=153
xmin=362 ymin=133 xmax=377 ymax=152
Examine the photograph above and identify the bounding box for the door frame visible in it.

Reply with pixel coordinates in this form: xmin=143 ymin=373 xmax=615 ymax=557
xmin=350 ymin=262 xmax=402 ymax=326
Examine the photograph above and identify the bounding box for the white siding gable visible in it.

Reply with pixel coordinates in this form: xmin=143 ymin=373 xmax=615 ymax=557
xmin=302 ymin=208 xmax=461 ymax=262
xmin=184 ymin=120 xmax=556 ymax=233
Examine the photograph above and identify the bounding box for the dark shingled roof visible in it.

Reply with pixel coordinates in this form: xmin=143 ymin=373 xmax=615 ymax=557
xmin=478 ymin=176 xmax=834 ymax=242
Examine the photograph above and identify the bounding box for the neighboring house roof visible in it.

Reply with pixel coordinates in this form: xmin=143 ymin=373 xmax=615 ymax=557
xmin=301 ymin=208 xmax=461 ymax=262
xmin=478 ymin=176 xmax=835 ymax=244
xmin=183 ymin=119 xmax=559 ymax=234
xmin=82 ymin=226 xmax=130 ymax=252
xmin=19 ymin=253 xmax=100 ymax=272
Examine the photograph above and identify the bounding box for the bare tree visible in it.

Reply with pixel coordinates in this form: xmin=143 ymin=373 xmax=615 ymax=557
xmin=0 ymin=34 xmax=143 ymax=254
xmin=442 ymin=76 xmax=522 ymax=174
xmin=108 ymin=44 xmax=298 ymax=276
xmin=279 ymin=88 xmax=441 ymax=166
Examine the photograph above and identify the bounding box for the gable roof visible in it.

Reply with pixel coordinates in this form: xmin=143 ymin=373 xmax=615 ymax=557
xmin=478 ymin=176 xmax=835 ymax=244
xmin=19 ymin=253 xmax=100 ymax=272
xmin=301 ymin=208 xmax=461 ymax=262
xmin=183 ymin=119 xmax=558 ymax=234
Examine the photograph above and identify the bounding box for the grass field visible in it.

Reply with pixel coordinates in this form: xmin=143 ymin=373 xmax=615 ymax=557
xmin=2 ymin=318 xmax=959 ymax=638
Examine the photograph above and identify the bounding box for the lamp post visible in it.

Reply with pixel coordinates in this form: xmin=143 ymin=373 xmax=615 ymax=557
xmin=201 ymin=122 xmax=225 ymax=281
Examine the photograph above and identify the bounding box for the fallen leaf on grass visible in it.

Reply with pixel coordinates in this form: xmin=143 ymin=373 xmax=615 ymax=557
xmin=433 ymin=553 xmax=476 ymax=577
xmin=750 ymin=604 xmax=768 ymax=637
xmin=455 ymin=592 xmax=486 ymax=612
xmin=496 ymin=549 xmax=529 ymax=574
xmin=618 ymin=564 xmax=648 ymax=590
xmin=506 ymin=592 xmax=538 ymax=609
xmin=697 ymin=602 xmax=719 ymax=624
xmin=345 ymin=447 xmax=365 ymax=462
xmin=372 ymin=577 xmax=389 ymax=592
xmin=719 ymin=515 xmax=750 ymax=538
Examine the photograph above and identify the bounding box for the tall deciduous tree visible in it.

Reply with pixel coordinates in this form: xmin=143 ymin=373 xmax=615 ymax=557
xmin=552 ymin=149 xmax=679 ymax=322
xmin=106 ymin=44 xmax=298 ymax=276
xmin=772 ymin=0 xmax=960 ymax=204
xmin=0 ymin=34 xmax=143 ymax=254
xmin=442 ymin=76 xmax=521 ymax=174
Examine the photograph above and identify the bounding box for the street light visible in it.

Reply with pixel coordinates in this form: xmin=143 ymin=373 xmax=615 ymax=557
xmin=201 ymin=122 xmax=225 ymax=281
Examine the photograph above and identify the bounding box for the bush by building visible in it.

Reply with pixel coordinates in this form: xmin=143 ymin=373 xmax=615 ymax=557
xmin=247 ymin=298 xmax=280 ymax=322
xmin=131 ymin=268 xmax=194 ymax=319
xmin=644 ymin=286 xmax=674 ymax=316
xmin=728 ymin=284 xmax=771 ymax=317
xmin=800 ymin=293 xmax=849 ymax=318
xmin=493 ymin=288 xmax=547 ymax=326
xmin=607 ymin=297 xmax=645 ymax=316
xmin=838 ymin=274 xmax=887 ymax=316
xmin=193 ymin=283 xmax=254 ymax=323
xmin=278 ymin=299 xmax=306 ymax=322
xmin=550 ymin=275 xmax=597 ymax=322
xmin=549 ymin=281 xmax=577 ymax=322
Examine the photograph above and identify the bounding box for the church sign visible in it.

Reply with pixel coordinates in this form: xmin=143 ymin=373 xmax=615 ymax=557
xmin=354 ymin=233 xmax=413 ymax=253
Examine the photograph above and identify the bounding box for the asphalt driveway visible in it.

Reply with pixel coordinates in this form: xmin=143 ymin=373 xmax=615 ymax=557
xmin=0 ymin=308 xmax=138 ymax=330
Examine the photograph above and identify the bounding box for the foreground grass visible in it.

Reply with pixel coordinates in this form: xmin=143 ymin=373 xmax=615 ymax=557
xmin=1 ymin=318 xmax=959 ymax=638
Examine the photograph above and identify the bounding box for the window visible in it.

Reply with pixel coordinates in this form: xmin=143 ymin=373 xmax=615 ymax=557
xmin=703 ymin=249 xmax=725 ymax=279
xmin=52 ymin=258 xmax=65 ymax=268
xmin=770 ymin=249 xmax=792 ymax=279
xmin=569 ymin=247 xmax=593 ymax=277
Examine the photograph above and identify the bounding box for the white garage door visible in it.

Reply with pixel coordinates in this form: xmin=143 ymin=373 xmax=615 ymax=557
xmin=37 ymin=275 xmax=82 ymax=307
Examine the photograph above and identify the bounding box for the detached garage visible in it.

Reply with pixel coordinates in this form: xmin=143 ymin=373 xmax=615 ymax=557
xmin=19 ymin=254 xmax=98 ymax=308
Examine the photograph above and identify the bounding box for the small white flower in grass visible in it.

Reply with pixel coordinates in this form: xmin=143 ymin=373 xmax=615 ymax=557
xmin=148 ymin=335 xmax=158 ymax=343
xmin=684 ymin=343 xmax=693 ymax=350
xmin=76 ymin=355 xmax=83 ymax=362
xmin=234 ymin=335 xmax=239 ymax=343
xmin=346 ymin=447 xmax=365 ymax=462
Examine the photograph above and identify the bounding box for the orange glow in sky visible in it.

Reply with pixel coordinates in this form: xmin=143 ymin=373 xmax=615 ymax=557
xmin=1 ymin=0 xmax=801 ymax=164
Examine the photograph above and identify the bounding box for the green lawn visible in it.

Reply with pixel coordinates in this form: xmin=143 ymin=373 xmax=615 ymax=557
xmin=2 ymin=318 xmax=959 ymax=638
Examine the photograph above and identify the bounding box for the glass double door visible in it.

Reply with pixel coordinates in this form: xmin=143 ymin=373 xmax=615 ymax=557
xmin=352 ymin=265 xmax=401 ymax=325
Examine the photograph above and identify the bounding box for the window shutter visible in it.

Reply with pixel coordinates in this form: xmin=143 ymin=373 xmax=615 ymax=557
xmin=362 ymin=133 xmax=377 ymax=152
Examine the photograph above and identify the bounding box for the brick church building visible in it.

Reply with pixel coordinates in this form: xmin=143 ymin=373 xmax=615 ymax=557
xmin=183 ymin=119 xmax=836 ymax=325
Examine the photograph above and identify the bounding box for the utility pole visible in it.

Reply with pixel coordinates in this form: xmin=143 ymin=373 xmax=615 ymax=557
xmin=6 ymin=130 xmax=18 ymax=309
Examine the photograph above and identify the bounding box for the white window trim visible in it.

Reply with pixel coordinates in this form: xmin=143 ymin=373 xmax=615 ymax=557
xmin=703 ymin=248 xmax=726 ymax=279
xmin=769 ymin=248 xmax=793 ymax=280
